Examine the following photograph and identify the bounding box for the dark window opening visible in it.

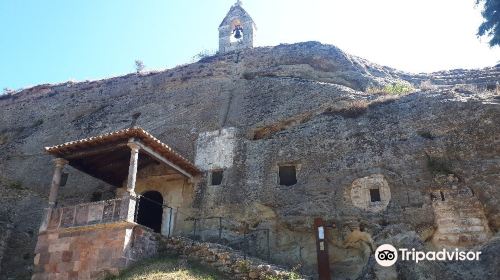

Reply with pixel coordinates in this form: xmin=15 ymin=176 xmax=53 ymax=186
xmin=211 ymin=170 xmax=223 ymax=186
xmin=370 ymin=189 xmax=381 ymax=202
xmin=136 ymin=191 xmax=163 ymax=233
xmin=440 ymin=191 xmax=445 ymax=201
xmin=430 ymin=193 xmax=438 ymax=201
xmin=279 ymin=165 xmax=297 ymax=186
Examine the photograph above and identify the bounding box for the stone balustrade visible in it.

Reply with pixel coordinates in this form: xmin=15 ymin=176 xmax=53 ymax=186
xmin=39 ymin=198 xmax=134 ymax=232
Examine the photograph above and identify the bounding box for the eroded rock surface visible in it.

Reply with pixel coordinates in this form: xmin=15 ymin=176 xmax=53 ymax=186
xmin=0 ymin=42 xmax=499 ymax=279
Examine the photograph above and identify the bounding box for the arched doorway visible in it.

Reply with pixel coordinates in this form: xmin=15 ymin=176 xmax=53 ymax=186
xmin=136 ymin=191 xmax=163 ymax=233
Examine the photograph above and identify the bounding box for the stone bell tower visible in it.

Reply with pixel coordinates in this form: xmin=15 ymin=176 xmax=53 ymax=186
xmin=219 ymin=0 xmax=256 ymax=54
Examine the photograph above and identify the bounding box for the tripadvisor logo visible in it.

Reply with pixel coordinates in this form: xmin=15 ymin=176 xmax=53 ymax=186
xmin=374 ymin=244 xmax=482 ymax=267
xmin=375 ymin=244 xmax=398 ymax=267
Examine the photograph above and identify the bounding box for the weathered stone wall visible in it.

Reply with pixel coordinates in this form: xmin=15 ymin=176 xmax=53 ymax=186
xmin=431 ymin=175 xmax=492 ymax=248
xmin=130 ymin=164 xmax=196 ymax=237
xmin=195 ymin=127 xmax=237 ymax=171
xmin=400 ymin=65 xmax=500 ymax=88
xmin=32 ymin=224 xmax=158 ymax=280
xmin=0 ymin=221 xmax=13 ymax=276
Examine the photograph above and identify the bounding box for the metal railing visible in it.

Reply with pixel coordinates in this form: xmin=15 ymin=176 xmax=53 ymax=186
xmin=189 ymin=216 xmax=271 ymax=261
xmin=133 ymin=194 xmax=175 ymax=237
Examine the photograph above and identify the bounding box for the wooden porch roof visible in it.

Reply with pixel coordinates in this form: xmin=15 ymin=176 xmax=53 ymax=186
xmin=45 ymin=127 xmax=201 ymax=186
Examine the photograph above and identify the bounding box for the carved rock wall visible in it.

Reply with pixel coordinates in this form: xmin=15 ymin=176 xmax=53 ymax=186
xmin=0 ymin=42 xmax=498 ymax=279
xmin=432 ymin=187 xmax=492 ymax=248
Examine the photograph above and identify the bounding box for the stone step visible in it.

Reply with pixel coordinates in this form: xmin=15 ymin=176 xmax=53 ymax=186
xmin=433 ymin=202 xmax=479 ymax=209
xmin=435 ymin=232 xmax=490 ymax=244
xmin=434 ymin=213 xmax=484 ymax=220
xmin=437 ymin=225 xmax=486 ymax=234
xmin=434 ymin=210 xmax=486 ymax=218
xmin=458 ymin=212 xmax=487 ymax=219
xmin=436 ymin=217 xmax=485 ymax=226
xmin=434 ymin=234 xmax=459 ymax=244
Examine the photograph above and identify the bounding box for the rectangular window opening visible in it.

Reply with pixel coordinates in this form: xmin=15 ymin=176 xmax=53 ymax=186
xmin=210 ymin=170 xmax=224 ymax=186
xmin=279 ymin=165 xmax=297 ymax=186
xmin=211 ymin=170 xmax=223 ymax=186
xmin=370 ymin=188 xmax=381 ymax=202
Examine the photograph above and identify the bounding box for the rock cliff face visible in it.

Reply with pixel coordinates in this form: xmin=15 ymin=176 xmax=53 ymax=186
xmin=0 ymin=41 xmax=499 ymax=279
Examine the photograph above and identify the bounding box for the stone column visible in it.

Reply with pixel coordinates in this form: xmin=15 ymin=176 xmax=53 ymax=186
xmin=48 ymin=158 xmax=68 ymax=208
xmin=126 ymin=142 xmax=140 ymax=196
xmin=122 ymin=142 xmax=140 ymax=223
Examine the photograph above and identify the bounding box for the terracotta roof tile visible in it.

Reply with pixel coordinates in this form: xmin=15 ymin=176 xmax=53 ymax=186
xmin=45 ymin=127 xmax=200 ymax=176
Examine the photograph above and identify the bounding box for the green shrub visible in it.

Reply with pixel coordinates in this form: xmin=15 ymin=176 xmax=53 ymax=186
xmin=265 ymin=271 xmax=302 ymax=280
xmin=383 ymin=83 xmax=414 ymax=95
xmin=235 ymin=259 xmax=251 ymax=274
xmin=367 ymin=82 xmax=414 ymax=95
xmin=7 ymin=180 xmax=24 ymax=190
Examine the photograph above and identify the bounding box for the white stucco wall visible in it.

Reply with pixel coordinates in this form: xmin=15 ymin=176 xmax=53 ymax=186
xmin=195 ymin=127 xmax=237 ymax=171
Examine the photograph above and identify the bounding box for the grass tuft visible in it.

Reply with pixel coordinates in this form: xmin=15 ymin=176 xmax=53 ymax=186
xmin=324 ymin=100 xmax=369 ymax=118
xmin=7 ymin=180 xmax=24 ymax=190
xmin=106 ymin=256 xmax=227 ymax=280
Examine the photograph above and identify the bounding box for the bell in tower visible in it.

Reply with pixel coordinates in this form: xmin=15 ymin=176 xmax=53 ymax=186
xmin=233 ymin=25 xmax=243 ymax=40
xmin=218 ymin=1 xmax=256 ymax=53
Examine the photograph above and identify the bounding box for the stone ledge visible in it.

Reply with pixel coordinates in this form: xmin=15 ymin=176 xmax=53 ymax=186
xmin=39 ymin=221 xmax=138 ymax=235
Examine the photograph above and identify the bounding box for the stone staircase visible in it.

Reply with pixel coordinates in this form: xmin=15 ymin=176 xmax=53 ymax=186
xmin=161 ymin=236 xmax=309 ymax=280
xmin=431 ymin=188 xmax=492 ymax=248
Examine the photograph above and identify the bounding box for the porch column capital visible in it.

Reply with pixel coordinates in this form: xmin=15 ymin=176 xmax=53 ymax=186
xmin=48 ymin=158 xmax=68 ymax=208
xmin=53 ymin=158 xmax=68 ymax=168
xmin=127 ymin=142 xmax=140 ymax=152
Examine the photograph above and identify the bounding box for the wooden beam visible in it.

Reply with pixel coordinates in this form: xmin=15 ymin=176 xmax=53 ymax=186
xmin=70 ymin=160 xmax=124 ymax=187
xmin=82 ymin=149 xmax=129 ymax=168
xmin=133 ymin=141 xmax=193 ymax=179
xmin=63 ymin=141 xmax=128 ymax=160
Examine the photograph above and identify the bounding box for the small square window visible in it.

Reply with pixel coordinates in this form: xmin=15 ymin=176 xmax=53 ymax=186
xmin=211 ymin=170 xmax=223 ymax=186
xmin=370 ymin=189 xmax=381 ymax=202
xmin=279 ymin=165 xmax=297 ymax=186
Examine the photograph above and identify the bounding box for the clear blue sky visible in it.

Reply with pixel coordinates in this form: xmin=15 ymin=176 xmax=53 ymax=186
xmin=1 ymin=0 xmax=498 ymax=90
